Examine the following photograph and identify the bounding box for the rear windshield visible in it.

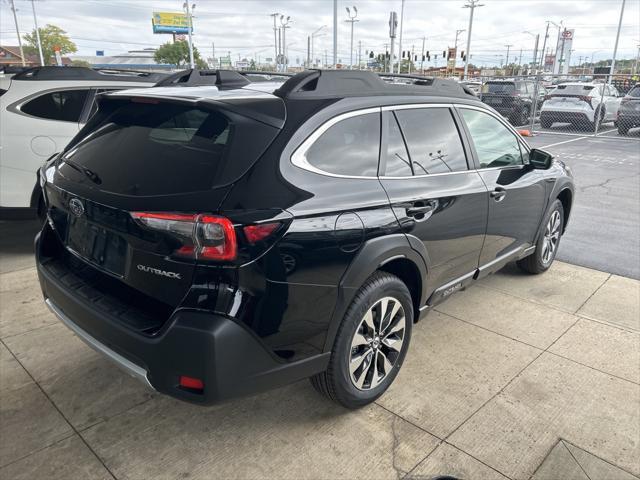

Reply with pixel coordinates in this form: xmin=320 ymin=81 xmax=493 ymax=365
xmin=627 ymin=86 xmax=640 ymax=97
xmin=554 ymin=84 xmax=596 ymax=95
xmin=59 ymin=99 xmax=279 ymax=195
xmin=482 ymin=82 xmax=516 ymax=94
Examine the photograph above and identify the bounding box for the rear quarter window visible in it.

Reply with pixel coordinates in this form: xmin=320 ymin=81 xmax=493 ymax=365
xmin=21 ymin=89 xmax=90 ymax=122
xmin=482 ymin=83 xmax=515 ymax=94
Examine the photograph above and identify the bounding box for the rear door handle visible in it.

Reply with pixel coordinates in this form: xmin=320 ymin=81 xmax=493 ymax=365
xmin=406 ymin=201 xmax=436 ymax=221
xmin=490 ymin=187 xmax=507 ymax=202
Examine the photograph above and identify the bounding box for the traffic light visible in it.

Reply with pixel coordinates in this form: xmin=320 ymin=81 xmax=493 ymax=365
xmin=460 ymin=50 xmax=465 ymax=59
xmin=369 ymin=51 xmax=374 ymax=58
xmin=442 ymin=50 xmax=446 ymax=58
xmin=426 ymin=51 xmax=429 ymax=57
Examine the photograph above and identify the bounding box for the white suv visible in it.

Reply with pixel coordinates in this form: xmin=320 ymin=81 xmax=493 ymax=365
xmin=0 ymin=67 xmax=164 ymax=217
xmin=540 ymin=82 xmax=621 ymax=130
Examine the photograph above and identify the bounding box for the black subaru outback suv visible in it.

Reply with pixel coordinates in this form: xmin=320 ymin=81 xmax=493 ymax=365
xmin=36 ymin=69 xmax=574 ymax=409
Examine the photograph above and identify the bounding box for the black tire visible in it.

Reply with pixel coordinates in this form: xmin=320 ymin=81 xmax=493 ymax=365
xmin=586 ymin=108 xmax=604 ymax=131
xmin=517 ymin=199 xmax=564 ymax=274
xmin=540 ymin=117 xmax=553 ymax=129
xmin=618 ymin=123 xmax=630 ymax=135
xmin=310 ymin=271 xmax=413 ymax=409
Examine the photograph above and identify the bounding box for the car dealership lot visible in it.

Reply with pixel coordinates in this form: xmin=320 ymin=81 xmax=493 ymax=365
xmin=1 ymin=133 xmax=638 ymax=480
xmin=1 ymin=257 xmax=638 ymax=480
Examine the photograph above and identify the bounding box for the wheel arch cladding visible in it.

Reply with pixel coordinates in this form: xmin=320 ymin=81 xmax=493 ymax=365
xmin=557 ymin=188 xmax=572 ymax=233
xmin=322 ymin=234 xmax=428 ymax=352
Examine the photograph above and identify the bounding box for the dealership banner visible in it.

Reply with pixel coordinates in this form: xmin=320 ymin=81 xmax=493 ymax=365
xmin=152 ymin=12 xmax=191 ymax=34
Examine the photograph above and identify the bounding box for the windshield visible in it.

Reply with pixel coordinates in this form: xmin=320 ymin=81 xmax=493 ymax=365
xmin=58 ymin=99 xmax=279 ymax=196
xmin=482 ymin=82 xmax=516 ymax=94
xmin=627 ymin=86 xmax=640 ymax=98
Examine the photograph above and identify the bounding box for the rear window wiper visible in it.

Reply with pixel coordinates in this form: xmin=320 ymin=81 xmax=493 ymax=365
xmin=59 ymin=158 xmax=102 ymax=185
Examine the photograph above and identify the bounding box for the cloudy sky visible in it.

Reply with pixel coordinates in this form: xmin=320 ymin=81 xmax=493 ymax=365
xmin=1 ymin=0 xmax=638 ymax=67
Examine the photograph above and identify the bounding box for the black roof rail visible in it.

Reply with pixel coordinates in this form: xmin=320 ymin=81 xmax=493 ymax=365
xmin=154 ymin=68 xmax=251 ymax=89
xmin=11 ymin=66 xmax=164 ymax=82
xmin=274 ymin=69 xmax=473 ymax=100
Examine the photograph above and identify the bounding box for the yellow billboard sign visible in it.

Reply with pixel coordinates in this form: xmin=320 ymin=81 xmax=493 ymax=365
xmin=152 ymin=12 xmax=190 ymax=34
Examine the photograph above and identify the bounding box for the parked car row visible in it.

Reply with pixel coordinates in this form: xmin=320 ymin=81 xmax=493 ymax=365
xmin=475 ymin=78 xmax=637 ymax=135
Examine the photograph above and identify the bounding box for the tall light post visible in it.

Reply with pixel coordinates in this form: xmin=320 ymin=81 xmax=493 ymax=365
xmin=505 ymin=44 xmax=513 ymax=74
xmin=333 ymin=0 xmax=337 ymax=67
xmin=548 ymin=20 xmax=563 ymax=74
xmin=463 ymin=0 xmax=484 ymax=80
xmin=9 ymin=0 xmax=26 ymax=67
xmin=345 ymin=7 xmax=359 ymax=69
xmin=30 ymin=0 xmax=44 ymax=66
xmin=270 ymin=13 xmax=280 ymax=70
xmin=609 ymin=0 xmax=626 ymax=83
xmin=183 ymin=2 xmax=196 ymax=68
xmin=280 ymin=15 xmax=291 ymax=72
xmin=311 ymin=25 xmax=327 ymax=68
xmin=397 ymin=0 xmax=405 ymax=73
xmin=452 ymin=29 xmax=465 ymax=75
xmin=388 ymin=11 xmax=398 ymax=73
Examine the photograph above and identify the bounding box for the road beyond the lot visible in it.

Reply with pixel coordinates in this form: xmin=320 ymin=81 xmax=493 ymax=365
xmin=526 ymin=133 xmax=640 ymax=279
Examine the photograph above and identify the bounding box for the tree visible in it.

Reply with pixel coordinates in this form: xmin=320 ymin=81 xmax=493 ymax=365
xmin=23 ymin=24 xmax=77 ymax=65
xmin=154 ymin=40 xmax=206 ymax=68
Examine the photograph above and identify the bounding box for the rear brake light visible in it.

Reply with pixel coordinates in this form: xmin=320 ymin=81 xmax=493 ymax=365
xmin=179 ymin=375 xmax=204 ymax=392
xmin=131 ymin=212 xmax=237 ymax=261
xmin=243 ymin=223 xmax=280 ymax=244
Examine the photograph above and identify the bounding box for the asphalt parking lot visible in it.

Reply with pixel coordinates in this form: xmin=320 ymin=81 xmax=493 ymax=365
xmin=526 ymin=131 xmax=640 ymax=279
xmin=1 ymin=133 xmax=639 ymax=480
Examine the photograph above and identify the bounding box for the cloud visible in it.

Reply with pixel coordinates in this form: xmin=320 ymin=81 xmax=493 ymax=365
xmin=1 ymin=0 xmax=638 ymax=66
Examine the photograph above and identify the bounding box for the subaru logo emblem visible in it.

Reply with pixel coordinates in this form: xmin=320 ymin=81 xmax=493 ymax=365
xmin=69 ymin=198 xmax=85 ymax=217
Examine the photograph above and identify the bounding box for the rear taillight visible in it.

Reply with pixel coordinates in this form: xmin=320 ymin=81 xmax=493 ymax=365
xmin=131 ymin=212 xmax=237 ymax=261
xmin=243 ymin=223 xmax=280 ymax=244
xmin=578 ymin=95 xmax=592 ymax=107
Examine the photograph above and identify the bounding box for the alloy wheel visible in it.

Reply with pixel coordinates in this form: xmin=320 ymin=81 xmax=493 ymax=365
xmin=542 ymin=210 xmax=561 ymax=264
xmin=348 ymin=296 xmax=406 ymax=390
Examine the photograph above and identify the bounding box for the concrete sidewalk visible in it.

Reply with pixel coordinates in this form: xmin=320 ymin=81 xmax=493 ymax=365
xmin=0 ymin=261 xmax=638 ymax=480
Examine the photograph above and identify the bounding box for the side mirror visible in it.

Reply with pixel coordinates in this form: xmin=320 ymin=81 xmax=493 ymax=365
xmin=529 ymin=148 xmax=553 ymax=170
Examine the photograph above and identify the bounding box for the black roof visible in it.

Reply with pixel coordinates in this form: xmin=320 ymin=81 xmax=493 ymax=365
xmin=11 ymin=66 xmax=166 ymax=83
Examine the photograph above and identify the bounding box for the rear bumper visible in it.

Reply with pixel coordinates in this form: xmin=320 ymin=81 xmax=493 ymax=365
xmin=36 ymin=232 xmax=329 ymax=405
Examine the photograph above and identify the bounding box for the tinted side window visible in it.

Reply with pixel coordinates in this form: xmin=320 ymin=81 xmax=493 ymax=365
xmin=305 ymin=112 xmax=380 ymax=177
xmin=395 ymin=108 xmax=468 ymax=174
xmin=21 ymin=89 xmax=90 ymax=122
xmin=460 ymin=108 xmax=523 ymax=168
xmin=381 ymin=112 xmax=412 ymax=177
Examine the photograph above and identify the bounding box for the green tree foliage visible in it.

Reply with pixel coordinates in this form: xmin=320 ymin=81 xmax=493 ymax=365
xmin=154 ymin=40 xmax=207 ymax=68
xmin=23 ymin=24 xmax=77 ymax=65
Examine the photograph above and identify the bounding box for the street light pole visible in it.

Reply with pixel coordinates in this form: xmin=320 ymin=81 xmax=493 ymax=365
xmin=397 ymin=0 xmax=405 ymax=73
xmin=280 ymin=15 xmax=291 ymax=72
xmin=609 ymin=0 xmax=626 ymax=83
xmin=345 ymin=6 xmax=359 ymax=69
xmin=463 ymin=0 xmax=484 ymax=80
xmin=539 ymin=22 xmax=550 ymax=72
xmin=9 ymin=0 xmax=26 ymax=67
xmin=183 ymin=2 xmax=196 ymax=68
xmin=333 ymin=0 xmax=338 ymax=67
xmin=505 ymin=44 xmax=513 ymax=74
xmin=30 ymin=0 xmax=44 ymax=66
xmin=452 ymin=29 xmax=465 ymax=75
xmin=270 ymin=13 xmax=280 ymax=70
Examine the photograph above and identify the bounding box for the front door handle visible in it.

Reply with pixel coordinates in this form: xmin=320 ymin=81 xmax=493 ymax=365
xmin=490 ymin=187 xmax=507 ymax=202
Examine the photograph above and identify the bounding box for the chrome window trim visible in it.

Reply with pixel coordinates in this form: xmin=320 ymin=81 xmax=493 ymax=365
xmin=381 ymin=103 xmax=455 ymax=112
xmin=290 ymin=107 xmax=382 ymax=180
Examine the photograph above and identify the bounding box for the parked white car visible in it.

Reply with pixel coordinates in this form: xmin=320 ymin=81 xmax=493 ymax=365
xmin=0 ymin=67 xmax=164 ymax=217
xmin=539 ymin=82 xmax=622 ymax=130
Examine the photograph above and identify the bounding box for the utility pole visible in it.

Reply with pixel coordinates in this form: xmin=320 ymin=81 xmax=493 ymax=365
xmin=212 ymin=42 xmax=215 ymax=68
xmin=609 ymin=0 xmax=626 ymax=83
xmin=518 ymin=48 xmax=523 ymax=74
xmin=397 ymin=0 xmax=405 ymax=73
xmin=452 ymin=29 xmax=465 ymax=74
xmin=183 ymin=2 xmax=196 ymax=68
xmin=9 ymin=0 xmax=26 ymax=67
xmin=307 ymin=36 xmax=311 ymax=67
xmin=270 ymin=13 xmax=279 ymax=70
xmin=333 ymin=0 xmax=338 ymax=67
xmin=358 ymin=40 xmax=362 ymax=69
xmin=463 ymin=0 xmax=484 ymax=80
xmin=280 ymin=15 xmax=291 ymax=72
xmin=388 ymin=12 xmax=398 ymax=73
xmin=420 ymin=36 xmax=426 ymax=74
xmin=345 ymin=6 xmax=359 ymax=69
xmin=505 ymin=44 xmax=513 ymax=74
xmin=30 ymin=0 xmax=44 ymax=66
xmin=540 ymin=22 xmax=550 ymax=72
